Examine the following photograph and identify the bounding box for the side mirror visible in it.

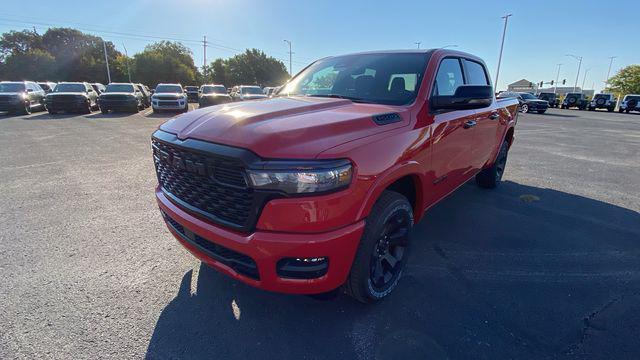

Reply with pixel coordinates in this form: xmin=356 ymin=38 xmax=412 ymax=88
xmin=431 ymin=85 xmax=493 ymax=111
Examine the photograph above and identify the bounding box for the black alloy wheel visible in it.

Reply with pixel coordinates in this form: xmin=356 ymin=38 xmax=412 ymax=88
xmin=369 ymin=211 xmax=410 ymax=293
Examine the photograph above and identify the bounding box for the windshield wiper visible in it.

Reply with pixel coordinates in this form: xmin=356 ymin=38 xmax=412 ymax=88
xmin=307 ymin=94 xmax=368 ymax=103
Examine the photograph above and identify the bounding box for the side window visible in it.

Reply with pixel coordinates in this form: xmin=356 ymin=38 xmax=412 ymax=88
xmin=26 ymin=83 xmax=36 ymax=91
xmin=433 ymin=58 xmax=464 ymax=96
xmin=463 ymin=60 xmax=489 ymax=85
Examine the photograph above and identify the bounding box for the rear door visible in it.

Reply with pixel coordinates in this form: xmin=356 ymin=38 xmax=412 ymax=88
xmin=429 ymin=57 xmax=479 ymax=201
xmin=463 ymin=59 xmax=500 ymax=169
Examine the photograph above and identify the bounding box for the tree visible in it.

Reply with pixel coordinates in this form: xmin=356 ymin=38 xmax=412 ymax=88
xmin=606 ymin=65 xmax=640 ymax=96
xmin=209 ymin=49 xmax=289 ymax=87
xmin=132 ymin=41 xmax=198 ymax=87
xmin=0 ymin=27 xmax=126 ymax=83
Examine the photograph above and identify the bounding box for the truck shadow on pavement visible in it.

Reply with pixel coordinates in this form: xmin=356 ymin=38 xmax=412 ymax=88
xmin=146 ymin=181 xmax=640 ymax=360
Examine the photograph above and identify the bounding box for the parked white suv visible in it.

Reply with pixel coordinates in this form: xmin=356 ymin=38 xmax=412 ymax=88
xmin=618 ymin=94 xmax=640 ymax=113
xmin=151 ymin=83 xmax=188 ymax=113
xmin=588 ymin=93 xmax=616 ymax=112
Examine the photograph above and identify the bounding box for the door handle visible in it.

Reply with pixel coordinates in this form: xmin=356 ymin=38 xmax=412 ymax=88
xmin=489 ymin=112 xmax=500 ymax=120
xmin=463 ymin=120 xmax=477 ymax=129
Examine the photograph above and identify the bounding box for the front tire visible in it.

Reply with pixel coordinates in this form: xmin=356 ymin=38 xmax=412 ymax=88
xmin=345 ymin=191 xmax=413 ymax=303
xmin=20 ymin=102 xmax=31 ymax=115
xmin=521 ymin=104 xmax=529 ymax=113
xmin=476 ymin=139 xmax=509 ymax=189
xmin=100 ymin=107 xmax=108 ymax=114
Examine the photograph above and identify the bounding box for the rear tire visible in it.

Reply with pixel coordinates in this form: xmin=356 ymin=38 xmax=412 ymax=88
xmin=48 ymin=109 xmax=57 ymax=115
xmin=100 ymin=108 xmax=108 ymax=114
xmin=521 ymin=104 xmax=529 ymax=113
xmin=476 ymin=140 xmax=509 ymax=189
xmin=345 ymin=191 xmax=413 ymax=303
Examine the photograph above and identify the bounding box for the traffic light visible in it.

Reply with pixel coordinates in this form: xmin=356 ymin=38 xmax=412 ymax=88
xmin=529 ymin=82 xmax=533 ymax=88
xmin=562 ymin=79 xmax=566 ymax=85
xmin=550 ymin=80 xmax=554 ymax=85
xmin=539 ymin=81 xmax=544 ymax=88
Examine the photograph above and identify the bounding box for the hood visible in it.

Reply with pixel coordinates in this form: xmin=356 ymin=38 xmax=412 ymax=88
xmin=101 ymin=92 xmax=135 ymax=97
xmin=47 ymin=92 xmax=87 ymax=96
xmin=159 ymin=96 xmax=409 ymax=159
xmin=240 ymin=94 xmax=268 ymax=99
xmin=525 ymin=99 xmax=547 ymax=104
xmin=154 ymin=92 xmax=184 ymax=97
xmin=0 ymin=92 xmax=24 ymax=96
xmin=202 ymin=93 xmax=230 ymax=98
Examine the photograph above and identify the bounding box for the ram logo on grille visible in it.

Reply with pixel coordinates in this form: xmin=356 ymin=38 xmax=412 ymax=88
xmin=156 ymin=149 xmax=207 ymax=177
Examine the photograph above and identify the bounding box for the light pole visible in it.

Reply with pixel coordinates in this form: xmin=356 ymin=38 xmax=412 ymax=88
xmin=283 ymin=39 xmax=292 ymax=76
xmin=414 ymin=41 xmax=421 ymax=49
xmin=581 ymin=68 xmax=591 ymax=91
xmin=604 ymin=56 xmax=617 ymax=91
xmin=494 ymin=13 xmax=512 ymax=89
xmin=566 ymin=54 xmax=582 ymax=92
xmin=554 ymin=63 xmax=562 ymax=94
xmin=122 ymin=43 xmax=132 ymax=83
xmin=102 ymin=40 xmax=111 ymax=83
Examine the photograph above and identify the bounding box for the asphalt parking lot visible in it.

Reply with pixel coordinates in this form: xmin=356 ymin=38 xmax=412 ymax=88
xmin=1 ymin=106 xmax=639 ymax=359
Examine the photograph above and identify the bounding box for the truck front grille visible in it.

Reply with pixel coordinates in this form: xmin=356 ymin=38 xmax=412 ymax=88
xmin=152 ymin=136 xmax=254 ymax=230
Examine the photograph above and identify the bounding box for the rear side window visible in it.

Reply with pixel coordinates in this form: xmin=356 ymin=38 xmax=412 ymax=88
xmin=433 ymin=58 xmax=464 ymax=96
xmin=463 ymin=60 xmax=489 ymax=85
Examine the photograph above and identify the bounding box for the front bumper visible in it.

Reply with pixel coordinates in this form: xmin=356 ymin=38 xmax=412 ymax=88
xmin=152 ymin=99 xmax=186 ymax=110
xmin=156 ymin=188 xmax=364 ymax=294
xmin=99 ymin=99 xmax=137 ymax=110
xmin=46 ymin=100 xmax=87 ymax=111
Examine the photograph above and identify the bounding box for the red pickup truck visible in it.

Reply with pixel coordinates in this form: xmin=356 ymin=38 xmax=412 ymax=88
xmin=152 ymin=49 xmax=519 ymax=303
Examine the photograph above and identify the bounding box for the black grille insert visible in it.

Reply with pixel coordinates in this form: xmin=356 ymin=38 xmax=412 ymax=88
xmin=161 ymin=211 xmax=259 ymax=280
xmin=152 ymin=134 xmax=256 ymax=230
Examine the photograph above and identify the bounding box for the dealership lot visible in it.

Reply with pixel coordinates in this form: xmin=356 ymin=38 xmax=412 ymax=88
xmin=0 ymin=108 xmax=639 ymax=359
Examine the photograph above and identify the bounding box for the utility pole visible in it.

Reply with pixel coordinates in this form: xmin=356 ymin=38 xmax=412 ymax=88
xmin=202 ymin=36 xmax=208 ymax=81
xmin=122 ymin=43 xmax=132 ymax=83
xmin=414 ymin=41 xmax=421 ymax=49
xmin=283 ymin=39 xmax=292 ymax=76
xmin=581 ymin=68 xmax=591 ymax=91
xmin=566 ymin=54 xmax=582 ymax=92
xmin=604 ymin=56 xmax=617 ymax=91
xmin=103 ymin=41 xmax=111 ymax=84
xmin=494 ymin=13 xmax=512 ymax=90
xmin=554 ymin=63 xmax=562 ymax=94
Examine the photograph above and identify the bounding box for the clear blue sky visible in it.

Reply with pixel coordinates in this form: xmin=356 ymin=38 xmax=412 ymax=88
xmin=0 ymin=0 xmax=637 ymax=91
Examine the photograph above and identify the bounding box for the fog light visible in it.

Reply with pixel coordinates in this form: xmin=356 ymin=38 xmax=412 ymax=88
xmin=276 ymin=257 xmax=329 ymax=279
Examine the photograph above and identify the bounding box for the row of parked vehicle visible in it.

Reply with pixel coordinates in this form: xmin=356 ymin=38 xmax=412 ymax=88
xmin=0 ymin=80 xmax=281 ymax=115
xmin=497 ymin=90 xmax=640 ymax=114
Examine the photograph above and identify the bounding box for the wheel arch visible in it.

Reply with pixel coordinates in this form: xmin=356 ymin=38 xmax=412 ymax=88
xmin=357 ymin=163 xmax=426 ymax=223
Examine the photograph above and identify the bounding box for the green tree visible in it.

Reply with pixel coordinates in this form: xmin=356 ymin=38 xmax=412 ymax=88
xmin=210 ymin=49 xmax=289 ymax=87
xmin=606 ymin=65 xmax=640 ymax=96
xmin=0 ymin=27 xmax=126 ymax=83
xmin=132 ymin=41 xmax=198 ymax=87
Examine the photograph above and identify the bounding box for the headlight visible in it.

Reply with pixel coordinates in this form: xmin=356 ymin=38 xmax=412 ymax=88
xmin=246 ymin=161 xmax=352 ymax=194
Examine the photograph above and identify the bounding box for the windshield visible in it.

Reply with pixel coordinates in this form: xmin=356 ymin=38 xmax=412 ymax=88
xmin=185 ymin=86 xmax=198 ymax=91
xmin=202 ymin=86 xmax=226 ymax=94
xmin=105 ymin=84 xmax=135 ymax=93
xmin=625 ymin=95 xmax=640 ymax=101
xmin=519 ymin=93 xmax=537 ymax=100
xmin=0 ymin=83 xmax=26 ymax=92
xmin=156 ymin=85 xmax=183 ymax=93
xmin=39 ymin=83 xmax=52 ymax=91
xmin=241 ymin=87 xmax=263 ymax=94
xmin=54 ymin=83 xmax=86 ymax=92
xmin=566 ymin=93 xmax=581 ymax=98
xmin=594 ymin=94 xmax=610 ymax=99
xmin=279 ymin=53 xmax=429 ymax=105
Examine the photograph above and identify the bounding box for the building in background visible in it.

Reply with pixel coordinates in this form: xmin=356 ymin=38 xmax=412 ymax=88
xmin=507 ymin=79 xmax=595 ymax=98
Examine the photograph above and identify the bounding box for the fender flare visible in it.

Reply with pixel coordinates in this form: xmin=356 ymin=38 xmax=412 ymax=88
xmin=356 ymin=161 xmax=427 ymax=221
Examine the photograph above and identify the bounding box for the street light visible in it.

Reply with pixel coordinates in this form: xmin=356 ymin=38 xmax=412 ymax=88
xmin=565 ymin=54 xmax=583 ymax=92
xmin=604 ymin=56 xmax=617 ymax=91
xmin=494 ymin=13 xmax=512 ymax=89
xmin=283 ymin=39 xmax=292 ymax=76
xmin=581 ymin=67 xmax=591 ymax=91
xmin=554 ymin=63 xmax=562 ymax=94
xmin=414 ymin=41 xmax=421 ymax=49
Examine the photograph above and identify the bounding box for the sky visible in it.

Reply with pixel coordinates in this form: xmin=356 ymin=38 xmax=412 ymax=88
xmin=0 ymin=0 xmax=637 ymax=91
